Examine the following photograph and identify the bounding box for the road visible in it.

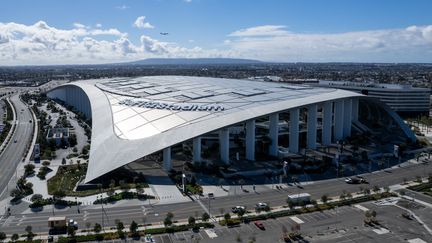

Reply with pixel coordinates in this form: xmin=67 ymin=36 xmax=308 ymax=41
xmin=0 ymin=159 xmax=431 ymax=235
xmin=0 ymin=95 xmax=34 ymax=201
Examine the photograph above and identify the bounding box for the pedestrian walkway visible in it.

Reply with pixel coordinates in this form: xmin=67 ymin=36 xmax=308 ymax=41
xmin=146 ymin=175 xmax=190 ymax=204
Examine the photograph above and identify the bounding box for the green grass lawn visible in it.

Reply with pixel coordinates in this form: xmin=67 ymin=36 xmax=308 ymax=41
xmin=47 ymin=163 xmax=150 ymax=197
xmin=47 ymin=164 xmax=90 ymax=196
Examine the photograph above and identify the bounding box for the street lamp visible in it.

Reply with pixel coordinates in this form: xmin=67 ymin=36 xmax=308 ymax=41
xmin=182 ymin=174 xmax=186 ymax=193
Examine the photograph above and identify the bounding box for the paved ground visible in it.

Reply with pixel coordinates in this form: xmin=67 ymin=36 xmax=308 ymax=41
xmin=75 ymin=199 xmax=432 ymax=243
xmin=0 ymin=158 xmax=431 ymax=236
xmin=0 ymin=95 xmax=34 ymax=201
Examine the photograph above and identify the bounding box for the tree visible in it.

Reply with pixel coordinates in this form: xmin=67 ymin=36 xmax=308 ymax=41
xmin=188 ymin=216 xmax=196 ymax=226
xmin=202 ymin=212 xmax=210 ymax=222
xmin=67 ymin=225 xmax=76 ymax=237
xmin=116 ymin=220 xmax=124 ymax=232
xmin=11 ymin=234 xmax=19 ymax=242
xmin=224 ymin=213 xmax=231 ymax=220
xmin=24 ymin=164 xmax=35 ymax=176
xmin=130 ymin=221 xmax=138 ymax=236
xmin=61 ymin=158 xmax=66 ymax=165
xmin=166 ymin=212 xmax=174 ymax=219
xmin=116 ymin=220 xmax=125 ymax=238
xmin=321 ymin=194 xmax=328 ymax=204
xmin=163 ymin=217 xmax=173 ymax=227
xmin=372 ymin=185 xmax=380 ymax=194
xmin=25 ymin=225 xmax=34 ymax=240
xmin=0 ymin=232 xmax=6 ymax=242
xmin=31 ymin=194 xmax=43 ymax=202
xmin=93 ymin=223 xmax=102 ymax=233
xmin=10 ymin=189 xmax=22 ymax=199
xmin=286 ymin=199 xmax=294 ymax=209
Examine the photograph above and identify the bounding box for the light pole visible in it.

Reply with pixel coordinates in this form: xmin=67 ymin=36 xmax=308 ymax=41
xmin=208 ymin=196 xmax=211 ymax=218
xmin=182 ymin=174 xmax=186 ymax=193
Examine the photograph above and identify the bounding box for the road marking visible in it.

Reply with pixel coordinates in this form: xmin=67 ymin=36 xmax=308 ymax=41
xmin=83 ymin=210 xmax=88 ymax=221
xmin=408 ymin=238 xmax=427 ymax=243
xmin=16 ymin=215 xmax=26 ymax=226
xmin=373 ymin=228 xmax=390 ymax=235
xmin=205 ymin=229 xmax=218 ymax=238
xmin=354 ymin=204 xmax=369 ymax=212
xmin=289 ymin=216 xmax=304 ymax=224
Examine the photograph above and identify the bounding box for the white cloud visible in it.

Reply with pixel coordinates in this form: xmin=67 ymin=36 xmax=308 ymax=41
xmin=0 ymin=20 xmax=227 ymax=65
xmin=95 ymin=23 xmax=102 ymax=28
xmin=116 ymin=5 xmax=129 ymax=10
xmin=226 ymin=25 xmax=432 ymax=62
xmin=73 ymin=22 xmax=87 ymax=29
xmin=229 ymin=25 xmax=289 ymax=37
xmin=1 ymin=20 xmax=431 ymax=65
xmin=184 ymin=0 xmax=192 ymax=3
xmin=133 ymin=16 xmax=154 ymax=29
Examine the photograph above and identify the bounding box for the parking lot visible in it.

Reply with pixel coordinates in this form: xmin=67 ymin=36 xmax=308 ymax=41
xmin=80 ymin=199 xmax=426 ymax=242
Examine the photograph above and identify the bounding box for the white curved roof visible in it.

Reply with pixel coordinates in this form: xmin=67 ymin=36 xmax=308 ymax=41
xmin=49 ymin=76 xmax=367 ymax=183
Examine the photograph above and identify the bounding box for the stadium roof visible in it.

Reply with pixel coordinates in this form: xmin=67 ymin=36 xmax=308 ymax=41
xmin=49 ymin=76 xmax=368 ymax=182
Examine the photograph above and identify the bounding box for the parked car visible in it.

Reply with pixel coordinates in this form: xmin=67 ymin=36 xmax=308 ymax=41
xmin=231 ymin=206 xmax=246 ymax=213
xmin=144 ymin=234 xmax=155 ymax=242
xmin=254 ymin=221 xmax=265 ymax=230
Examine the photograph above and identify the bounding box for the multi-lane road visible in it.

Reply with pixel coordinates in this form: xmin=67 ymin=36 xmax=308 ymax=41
xmin=0 ymin=95 xmax=34 ymax=201
xmin=0 ymin=158 xmax=431 ymax=235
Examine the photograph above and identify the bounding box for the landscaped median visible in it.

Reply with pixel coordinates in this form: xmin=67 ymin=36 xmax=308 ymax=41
xmin=407 ymin=177 xmax=432 ymax=197
xmin=56 ymin=222 xmax=215 ymax=243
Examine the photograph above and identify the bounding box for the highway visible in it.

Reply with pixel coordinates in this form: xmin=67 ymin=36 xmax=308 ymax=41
xmin=0 ymin=159 xmax=431 ymax=235
xmin=0 ymin=95 xmax=34 ymax=201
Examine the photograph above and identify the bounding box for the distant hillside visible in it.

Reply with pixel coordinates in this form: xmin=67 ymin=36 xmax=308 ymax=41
xmin=123 ymin=58 xmax=263 ymax=65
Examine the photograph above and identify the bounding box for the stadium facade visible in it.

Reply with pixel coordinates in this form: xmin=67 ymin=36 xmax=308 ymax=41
xmin=314 ymin=80 xmax=431 ymax=116
xmin=47 ymin=76 xmax=415 ymax=183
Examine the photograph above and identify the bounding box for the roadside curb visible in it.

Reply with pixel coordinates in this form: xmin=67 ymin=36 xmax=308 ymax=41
xmin=0 ymin=97 xmax=17 ymax=155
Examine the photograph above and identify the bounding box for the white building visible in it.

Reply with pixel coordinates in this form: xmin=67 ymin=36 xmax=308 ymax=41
xmin=47 ymin=76 xmax=415 ymax=183
xmin=315 ymin=80 xmax=431 ymax=116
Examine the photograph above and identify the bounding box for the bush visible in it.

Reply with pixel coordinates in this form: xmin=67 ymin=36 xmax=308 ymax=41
xmin=30 ymin=194 xmax=43 ymax=202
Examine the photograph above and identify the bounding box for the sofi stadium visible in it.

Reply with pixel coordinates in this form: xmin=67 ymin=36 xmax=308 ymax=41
xmin=46 ymin=76 xmax=416 ymax=183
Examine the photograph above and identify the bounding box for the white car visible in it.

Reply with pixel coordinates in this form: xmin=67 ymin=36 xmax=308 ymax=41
xmin=255 ymin=202 xmax=268 ymax=210
xmin=68 ymin=219 xmax=78 ymax=229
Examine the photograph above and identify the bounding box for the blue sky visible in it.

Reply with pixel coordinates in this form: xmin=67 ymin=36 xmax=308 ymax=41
xmin=1 ymin=0 xmax=432 ymax=65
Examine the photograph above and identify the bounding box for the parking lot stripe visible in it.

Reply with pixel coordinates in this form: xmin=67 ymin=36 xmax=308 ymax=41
xmin=354 ymin=204 xmax=369 ymax=212
xmin=301 ymin=214 xmax=315 ymax=222
xmin=289 ymin=216 xmax=304 ymax=224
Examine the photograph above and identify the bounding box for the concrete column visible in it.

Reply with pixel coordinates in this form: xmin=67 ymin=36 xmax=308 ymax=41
xmin=289 ymin=108 xmax=299 ymax=153
xmin=219 ymin=128 xmax=229 ymax=164
xmin=246 ymin=120 xmax=256 ymax=161
xmin=269 ymin=113 xmax=279 ymax=157
xmin=334 ymin=99 xmax=344 ymax=141
xmin=163 ymin=147 xmax=172 ymax=171
xmin=343 ymin=99 xmax=352 ymax=137
xmin=307 ymin=104 xmax=317 ymax=149
xmin=352 ymin=98 xmax=359 ymax=122
xmin=322 ymin=101 xmax=332 ymax=145
xmin=193 ymin=137 xmax=201 ymax=164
